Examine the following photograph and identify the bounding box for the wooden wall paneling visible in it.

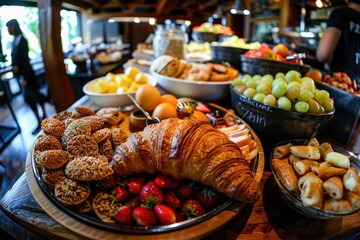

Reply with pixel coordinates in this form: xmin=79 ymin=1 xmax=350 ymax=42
xmin=38 ymin=0 xmax=76 ymax=112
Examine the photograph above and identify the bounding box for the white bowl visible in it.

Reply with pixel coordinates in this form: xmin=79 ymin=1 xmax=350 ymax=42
xmin=83 ymin=74 xmax=157 ymax=107
xmin=151 ymin=71 xmax=232 ymax=101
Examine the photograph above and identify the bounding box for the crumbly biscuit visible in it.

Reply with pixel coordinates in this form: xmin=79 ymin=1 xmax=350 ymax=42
xmin=67 ymin=135 xmax=98 ymax=159
xmin=96 ymin=108 xmax=124 ymax=125
xmin=42 ymin=168 xmax=66 ymax=187
xmin=75 ymin=106 xmax=96 ymax=117
xmin=91 ymin=128 xmax=112 ymax=143
xmin=92 ymin=192 xmax=117 ymax=223
xmin=41 ymin=117 xmax=66 ymax=139
xmin=52 ymin=110 xmax=73 ymax=122
xmin=62 ymin=120 xmax=92 ymax=149
xmin=111 ymin=128 xmax=128 ymax=148
xmin=36 ymin=149 xmax=69 ymax=170
xmin=73 ymin=198 xmax=93 ymax=213
xmin=55 ymin=178 xmax=91 ymax=206
xmin=80 ymin=115 xmax=105 ymax=131
xmin=99 ymin=138 xmax=113 ymax=161
xmin=65 ymin=156 xmax=114 ymax=181
xmin=34 ymin=135 xmax=62 ymax=156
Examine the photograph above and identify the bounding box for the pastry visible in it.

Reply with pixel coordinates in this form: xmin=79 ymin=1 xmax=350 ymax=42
xmin=289 ymin=146 xmax=321 ymax=160
xmin=318 ymin=142 xmax=333 ymax=160
xmin=110 ymin=118 xmax=260 ymax=202
xmin=292 ymin=160 xmax=319 ymax=176
xmin=326 ymin=152 xmax=350 ymax=169
xmin=273 ymin=143 xmax=292 ymax=158
xmin=343 ymin=168 xmax=358 ymax=191
xmin=272 ymin=158 xmax=299 ymax=195
xmin=324 ymin=199 xmax=351 ymax=213
xmin=311 ymin=165 xmax=347 ymax=180
xmin=300 ymin=180 xmax=323 ymax=209
xmin=323 ymin=176 xmax=343 ymax=200
xmin=298 ymin=172 xmax=322 ymax=190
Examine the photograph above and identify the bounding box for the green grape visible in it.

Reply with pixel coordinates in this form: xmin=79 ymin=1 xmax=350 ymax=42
xmin=232 ymin=78 xmax=243 ymax=87
xmin=273 ymin=78 xmax=286 ymax=86
xmin=245 ymin=79 xmax=258 ymax=89
xmin=234 ymin=85 xmax=247 ymax=94
xmin=285 ymin=70 xmax=301 ymax=83
xmin=253 ymin=74 xmax=262 ymax=81
xmin=322 ymin=98 xmax=334 ymax=112
xmin=242 ymin=74 xmax=252 ymax=83
xmin=286 ymin=85 xmax=300 ymax=100
xmin=307 ymin=98 xmax=321 ymax=113
xmin=263 ymin=94 xmax=277 ymax=106
xmin=253 ymin=92 xmax=266 ymax=103
xmin=319 ymin=106 xmax=325 ymax=113
xmin=256 ymin=82 xmax=271 ymax=95
xmin=295 ymin=101 xmax=309 ymax=113
xmin=300 ymin=78 xmax=315 ymax=94
xmin=314 ymin=89 xmax=330 ymax=105
xmin=277 ymin=96 xmax=292 ymax=111
xmin=243 ymin=88 xmax=256 ymax=98
xmin=275 ymin=72 xmax=285 ymax=79
xmin=287 ymin=81 xmax=300 ymax=88
xmin=272 ymin=81 xmax=288 ymax=98
xmin=298 ymin=90 xmax=313 ymax=101
xmin=261 ymin=74 xmax=274 ymax=85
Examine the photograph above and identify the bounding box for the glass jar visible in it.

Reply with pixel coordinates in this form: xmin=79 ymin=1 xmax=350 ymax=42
xmin=153 ymin=24 xmax=186 ymax=59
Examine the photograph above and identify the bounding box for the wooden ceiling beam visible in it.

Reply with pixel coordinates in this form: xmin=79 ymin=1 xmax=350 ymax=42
xmin=156 ymin=0 xmax=180 ymax=15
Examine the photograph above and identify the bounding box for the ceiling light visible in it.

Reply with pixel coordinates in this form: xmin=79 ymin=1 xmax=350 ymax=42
xmin=231 ymin=0 xmax=250 ymax=15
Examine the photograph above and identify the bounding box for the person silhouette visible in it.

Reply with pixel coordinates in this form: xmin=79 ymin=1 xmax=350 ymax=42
xmin=6 ymin=19 xmax=47 ymax=134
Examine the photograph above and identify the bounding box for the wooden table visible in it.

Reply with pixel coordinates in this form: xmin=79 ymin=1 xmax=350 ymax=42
xmin=1 ymin=95 xmax=360 ymax=240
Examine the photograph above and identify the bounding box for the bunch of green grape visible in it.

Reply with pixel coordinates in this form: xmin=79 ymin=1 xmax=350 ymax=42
xmin=232 ymin=70 xmax=334 ymax=114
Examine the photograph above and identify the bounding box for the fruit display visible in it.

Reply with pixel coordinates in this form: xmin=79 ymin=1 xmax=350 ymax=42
xmin=271 ymin=138 xmax=360 ymax=216
xmin=193 ymin=23 xmax=234 ymax=35
xmin=232 ymin=70 xmax=334 ymax=114
xmin=320 ymin=72 xmax=359 ymax=96
xmin=211 ymin=35 xmax=261 ymax=50
xmin=244 ymin=43 xmax=304 ymax=65
xmin=90 ymin=66 xmax=149 ymax=94
xmin=186 ymin=41 xmax=211 ymax=55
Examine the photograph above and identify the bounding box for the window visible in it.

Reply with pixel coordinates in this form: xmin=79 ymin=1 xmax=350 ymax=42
xmin=61 ymin=9 xmax=82 ymax=53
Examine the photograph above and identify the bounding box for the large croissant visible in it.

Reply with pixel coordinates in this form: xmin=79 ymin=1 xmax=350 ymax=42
xmin=110 ymin=118 xmax=260 ymax=202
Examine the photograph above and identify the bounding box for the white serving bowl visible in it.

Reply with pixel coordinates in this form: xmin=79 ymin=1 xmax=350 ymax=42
xmin=151 ymin=71 xmax=232 ymax=101
xmin=83 ymin=74 xmax=157 ymax=107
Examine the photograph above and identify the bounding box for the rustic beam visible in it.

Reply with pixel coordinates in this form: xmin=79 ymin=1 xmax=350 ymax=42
xmin=38 ymin=0 xmax=76 ymax=112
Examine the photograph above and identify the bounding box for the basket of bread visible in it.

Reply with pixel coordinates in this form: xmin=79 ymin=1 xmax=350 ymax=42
xmin=150 ymin=55 xmax=239 ymax=101
xmin=270 ymin=138 xmax=360 ymax=219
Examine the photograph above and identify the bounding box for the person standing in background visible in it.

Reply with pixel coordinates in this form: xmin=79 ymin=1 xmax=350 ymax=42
xmin=316 ymin=0 xmax=360 ymax=84
xmin=6 ymin=19 xmax=47 ymax=134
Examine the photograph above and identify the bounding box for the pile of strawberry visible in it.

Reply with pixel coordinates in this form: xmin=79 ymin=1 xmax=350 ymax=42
xmin=96 ymin=173 xmax=228 ymax=226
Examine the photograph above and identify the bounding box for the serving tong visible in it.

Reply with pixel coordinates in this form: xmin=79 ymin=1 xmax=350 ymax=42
xmin=285 ymin=53 xmax=306 ymax=60
xmin=126 ymin=93 xmax=160 ymax=125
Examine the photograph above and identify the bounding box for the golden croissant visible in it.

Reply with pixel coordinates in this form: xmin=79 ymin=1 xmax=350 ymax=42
xmin=110 ymin=118 xmax=260 ymax=202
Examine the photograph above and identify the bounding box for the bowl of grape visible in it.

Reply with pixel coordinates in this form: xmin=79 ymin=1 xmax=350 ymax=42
xmin=230 ymin=70 xmax=334 ymax=146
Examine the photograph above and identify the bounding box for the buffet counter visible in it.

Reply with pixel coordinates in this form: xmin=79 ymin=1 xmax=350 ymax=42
xmin=1 ymin=95 xmax=360 ymax=240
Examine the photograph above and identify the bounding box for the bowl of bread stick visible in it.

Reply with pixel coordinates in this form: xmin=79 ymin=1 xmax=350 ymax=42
xmin=270 ymin=137 xmax=360 ymax=219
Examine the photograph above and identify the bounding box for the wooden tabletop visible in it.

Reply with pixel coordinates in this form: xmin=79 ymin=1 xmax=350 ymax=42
xmin=1 ymin=95 xmax=360 ymax=240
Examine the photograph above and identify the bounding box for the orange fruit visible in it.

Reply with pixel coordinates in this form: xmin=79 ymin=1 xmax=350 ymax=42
xmin=152 ymin=102 xmax=178 ymax=121
xmin=191 ymin=110 xmax=209 ymax=122
xmin=305 ymin=69 xmax=322 ymax=82
xmin=135 ymin=84 xmax=161 ymax=111
xmin=160 ymin=94 xmax=178 ymax=107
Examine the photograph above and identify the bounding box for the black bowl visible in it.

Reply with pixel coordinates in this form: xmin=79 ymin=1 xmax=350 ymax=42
xmin=191 ymin=31 xmax=220 ymax=43
xmin=211 ymin=45 xmax=248 ymax=70
xmin=230 ymin=87 xmax=334 ymax=154
xmin=240 ymin=55 xmax=310 ymax=76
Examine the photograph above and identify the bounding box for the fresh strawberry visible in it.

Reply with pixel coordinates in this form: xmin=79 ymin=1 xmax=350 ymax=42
xmin=139 ymin=180 xmax=164 ymax=208
xmin=113 ymin=186 xmax=129 ymax=203
xmin=127 ymin=196 xmax=140 ymax=208
xmin=195 ymin=102 xmax=211 ymax=113
xmin=176 ymin=183 xmax=193 ymax=201
xmin=195 ymin=186 xmax=220 ymax=208
xmin=114 ymin=205 xmax=132 ymax=225
xmin=155 ymin=173 xmax=179 ymax=189
xmin=96 ymin=175 xmax=116 ymax=190
xmin=154 ymin=204 xmax=176 ymax=225
xmin=180 ymin=199 xmax=206 ymax=219
xmin=128 ymin=178 xmax=146 ymax=195
xmin=163 ymin=190 xmax=181 ymax=209
xmin=175 ymin=211 xmax=184 ymax=223
xmin=132 ymin=207 xmax=158 ymax=226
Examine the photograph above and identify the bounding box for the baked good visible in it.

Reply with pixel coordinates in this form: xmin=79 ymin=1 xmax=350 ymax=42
xmin=110 ymin=118 xmax=260 ymax=202
xmin=311 ymin=165 xmax=347 ymax=180
xmin=307 ymin=137 xmax=320 ymax=147
xmin=298 ymin=172 xmax=322 ymax=190
xmin=273 ymin=143 xmax=292 ymax=158
xmin=318 ymin=142 xmax=333 ymax=160
xmin=292 ymin=160 xmax=319 ymax=176
xmin=323 ymin=177 xmax=343 ymax=200
xmin=343 ymin=168 xmax=358 ymax=191
xmin=150 ymin=55 xmax=175 ymax=74
xmin=300 ymin=180 xmax=324 ymax=209
xmin=346 ymin=191 xmax=360 ymax=209
xmin=324 ymin=199 xmax=351 ymax=213
xmin=41 ymin=117 xmax=65 ymax=139
xmin=289 ymin=146 xmax=321 ymax=160
xmin=326 ymin=152 xmax=350 ymax=169
xmin=75 ymin=106 xmax=96 ymax=117
xmin=272 ymin=158 xmax=299 ymax=195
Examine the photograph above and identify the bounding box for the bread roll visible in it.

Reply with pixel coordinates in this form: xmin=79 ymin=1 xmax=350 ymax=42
xmin=288 ymin=154 xmax=302 ymax=164
xmin=301 ymin=180 xmax=324 ymax=209
xmin=308 ymin=137 xmax=320 ymax=147
xmin=324 ymin=199 xmax=351 ymax=213
xmin=318 ymin=142 xmax=333 ymax=160
xmin=292 ymin=160 xmax=319 ymax=176
xmin=343 ymin=168 xmax=358 ymax=191
xmin=311 ymin=165 xmax=347 ymax=180
xmin=326 ymin=152 xmax=350 ymax=169
xmin=272 ymin=158 xmax=299 ymax=195
xmin=323 ymin=177 xmax=343 ymax=200
xmin=273 ymin=143 xmax=292 ymax=159
xmin=346 ymin=191 xmax=360 ymax=209
xmin=290 ymin=146 xmax=321 ymax=160
xmin=298 ymin=172 xmax=322 ymax=190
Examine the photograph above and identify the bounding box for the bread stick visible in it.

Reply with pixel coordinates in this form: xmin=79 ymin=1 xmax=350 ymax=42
xmin=273 ymin=143 xmax=292 ymax=159
xmin=311 ymin=165 xmax=347 ymax=180
xmin=301 ymin=180 xmax=324 ymax=209
xmin=272 ymin=158 xmax=299 ymax=195
xmin=323 ymin=177 xmax=343 ymax=200
xmin=326 ymin=152 xmax=350 ymax=169
xmin=292 ymin=160 xmax=319 ymax=176
xmin=290 ymin=146 xmax=321 ymax=160
xmin=318 ymin=142 xmax=333 ymax=160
